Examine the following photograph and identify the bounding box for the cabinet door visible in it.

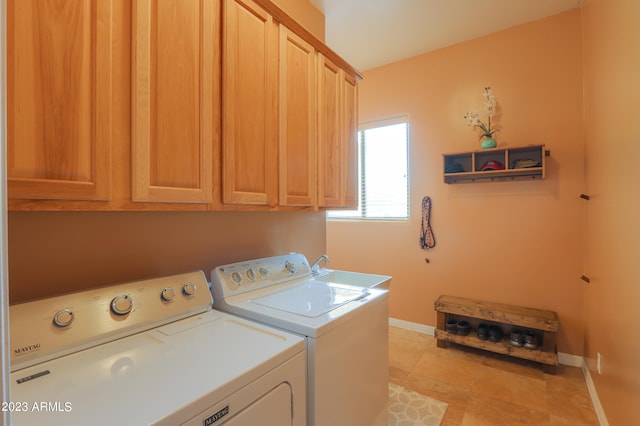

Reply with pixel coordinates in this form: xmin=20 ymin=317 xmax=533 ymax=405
xmin=278 ymin=26 xmax=316 ymax=207
xmin=7 ymin=0 xmax=112 ymax=201
xmin=222 ymin=0 xmax=278 ymax=205
xmin=132 ymin=0 xmax=215 ymax=203
xmin=317 ymin=55 xmax=359 ymax=208
xmin=317 ymin=54 xmax=342 ymax=208
xmin=342 ymin=72 xmax=359 ymax=208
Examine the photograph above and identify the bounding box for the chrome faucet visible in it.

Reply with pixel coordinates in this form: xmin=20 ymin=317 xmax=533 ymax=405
xmin=310 ymin=255 xmax=330 ymax=275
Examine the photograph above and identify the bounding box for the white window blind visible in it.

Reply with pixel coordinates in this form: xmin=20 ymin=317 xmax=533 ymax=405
xmin=328 ymin=118 xmax=409 ymax=221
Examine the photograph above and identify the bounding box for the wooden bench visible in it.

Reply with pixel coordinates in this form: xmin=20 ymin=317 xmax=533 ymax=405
xmin=434 ymin=295 xmax=559 ymax=374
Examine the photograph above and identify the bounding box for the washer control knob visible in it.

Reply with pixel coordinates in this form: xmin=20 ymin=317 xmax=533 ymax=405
xmin=53 ymin=309 xmax=74 ymax=327
xmin=284 ymin=261 xmax=297 ymax=274
xmin=231 ymin=271 xmax=243 ymax=284
xmin=246 ymin=268 xmax=256 ymax=281
xmin=182 ymin=282 xmax=197 ymax=296
xmin=258 ymin=267 xmax=270 ymax=277
xmin=111 ymin=295 xmax=134 ymax=316
xmin=161 ymin=287 xmax=176 ymax=301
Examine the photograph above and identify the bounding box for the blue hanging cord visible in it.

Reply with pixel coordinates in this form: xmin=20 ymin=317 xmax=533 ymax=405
xmin=420 ymin=196 xmax=435 ymax=250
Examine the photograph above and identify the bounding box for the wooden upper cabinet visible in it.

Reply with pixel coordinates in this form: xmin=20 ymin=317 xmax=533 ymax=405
xmin=222 ymin=0 xmax=278 ymax=205
xmin=7 ymin=0 xmax=113 ymax=201
xmin=317 ymin=54 xmax=359 ymax=208
xmin=132 ymin=0 xmax=216 ymax=203
xmin=317 ymin=54 xmax=343 ymax=207
xmin=7 ymin=0 xmax=358 ymax=211
xmin=278 ymin=26 xmax=317 ymax=207
xmin=342 ymin=72 xmax=359 ymax=208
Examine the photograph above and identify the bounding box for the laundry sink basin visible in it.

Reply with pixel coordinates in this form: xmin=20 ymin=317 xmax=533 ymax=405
xmin=312 ymin=269 xmax=391 ymax=289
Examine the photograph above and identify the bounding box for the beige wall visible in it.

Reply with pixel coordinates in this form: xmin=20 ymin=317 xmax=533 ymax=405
xmin=9 ymin=211 xmax=326 ymax=303
xmin=328 ymin=10 xmax=586 ymax=355
xmin=582 ymin=0 xmax=640 ymax=423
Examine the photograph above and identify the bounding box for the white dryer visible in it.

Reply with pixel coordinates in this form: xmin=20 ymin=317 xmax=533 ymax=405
xmin=210 ymin=253 xmax=390 ymax=426
xmin=9 ymin=271 xmax=306 ymax=425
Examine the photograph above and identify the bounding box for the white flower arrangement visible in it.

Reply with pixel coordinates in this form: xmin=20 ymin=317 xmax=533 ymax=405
xmin=464 ymin=86 xmax=499 ymax=139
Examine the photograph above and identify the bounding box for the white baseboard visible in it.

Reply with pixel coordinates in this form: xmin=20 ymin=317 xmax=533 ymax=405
xmin=389 ymin=317 xmax=435 ymax=335
xmin=582 ymin=360 xmax=609 ymax=426
xmin=558 ymin=351 xmax=583 ymax=367
xmin=389 ymin=317 xmax=609 ymax=425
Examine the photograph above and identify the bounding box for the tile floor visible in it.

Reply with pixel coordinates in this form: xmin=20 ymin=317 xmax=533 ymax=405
xmin=389 ymin=326 xmax=600 ymax=425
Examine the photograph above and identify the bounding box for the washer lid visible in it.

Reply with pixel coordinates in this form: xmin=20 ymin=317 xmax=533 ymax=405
xmin=251 ymin=281 xmax=369 ymax=317
xmin=10 ymin=310 xmax=305 ymax=426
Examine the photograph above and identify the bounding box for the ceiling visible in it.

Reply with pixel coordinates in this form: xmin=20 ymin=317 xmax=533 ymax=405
xmin=309 ymin=0 xmax=582 ymax=71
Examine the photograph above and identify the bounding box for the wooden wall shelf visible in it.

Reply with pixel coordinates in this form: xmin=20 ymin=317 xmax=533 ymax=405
xmin=443 ymin=145 xmax=548 ymax=184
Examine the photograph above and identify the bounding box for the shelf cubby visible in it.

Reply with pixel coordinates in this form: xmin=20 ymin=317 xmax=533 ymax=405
xmin=443 ymin=144 xmax=548 ymax=184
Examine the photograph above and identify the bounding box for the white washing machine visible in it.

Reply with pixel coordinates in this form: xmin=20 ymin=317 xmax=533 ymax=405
xmin=9 ymin=271 xmax=306 ymax=425
xmin=210 ymin=253 xmax=390 ymax=426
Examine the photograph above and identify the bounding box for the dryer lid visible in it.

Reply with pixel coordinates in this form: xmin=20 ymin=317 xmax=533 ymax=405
xmin=251 ymin=281 xmax=369 ymax=318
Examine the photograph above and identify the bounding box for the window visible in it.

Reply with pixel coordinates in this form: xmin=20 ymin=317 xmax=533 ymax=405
xmin=328 ymin=118 xmax=409 ymax=221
